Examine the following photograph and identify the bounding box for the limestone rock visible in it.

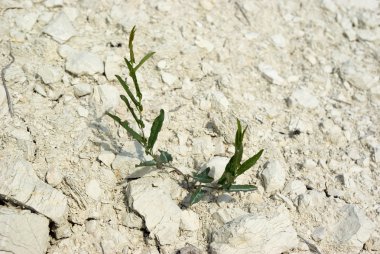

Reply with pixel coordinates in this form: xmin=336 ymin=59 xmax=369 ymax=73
xmin=126 ymin=177 xmax=181 ymax=245
xmin=261 ymin=160 xmax=286 ymax=194
xmin=210 ymin=211 xmax=298 ymax=254
xmin=180 ymin=210 xmax=200 ymax=231
xmin=73 ymin=83 xmax=92 ymax=97
xmin=38 ymin=65 xmax=63 ymax=84
xmin=161 ymin=72 xmax=177 ymax=86
xmin=97 ymin=84 xmax=120 ymax=111
xmin=331 ymin=205 xmax=375 ymax=252
xmin=105 ymin=53 xmax=123 ymax=81
xmin=44 ymin=12 xmax=76 ymax=43
xmin=340 ymin=61 xmax=378 ymax=90
xmin=0 ymin=207 xmax=50 ymax=254
xmin=202 ymin=156 xmax=229 ymax=183
xmin=212 ymin=208 xmax=248 ymax=224
xmin=66 ymin=51 xmax=104 ymax=75
xmin=291 ymin=87 xmax=319 ymax=108
xmin=0 ymin=158 xmax=68 ymax=224
xmin=258 ymin=63 xmax=285 ymax=86
xmin=85 ymin=179 xmax=102 ymax=201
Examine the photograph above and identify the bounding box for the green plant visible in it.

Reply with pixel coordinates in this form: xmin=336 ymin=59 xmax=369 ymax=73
xmin=107 ymin=26 xmax=263 ymax=206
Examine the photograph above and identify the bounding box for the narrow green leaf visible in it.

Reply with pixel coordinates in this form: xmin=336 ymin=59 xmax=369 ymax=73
xmin=158 ymin=150 xmax=173 ymax=164
xmin=193 ymin=168 xmax=214 ymax=183
xmin=136 ymin=160 xmax=156 ymax=167
xmin=115 ymin=75 xmax=140 ymax=109
xmin=233 ymin=119 xmax=246 ymax=173
xmin=129 ymin=26 xmax=136 ymax=64
xmin=120 ymin=95 xmax=144 ymax=128
xmin=227 ymin=184 xmax=257 ymax=192
xmin=106 ymin=112 xmax=146 ymax=144
xmin=236 ymin=149 xmax=264 ymax=176
xmin=189 ymin=187 xmax=206 ymax=206
xmin=134 ymin=52 xmax=155 ymax=72
xmin=124 ymin=58 xmax=142 ymax=102
xmin=147 ymin=109 xmax=164 ymax=152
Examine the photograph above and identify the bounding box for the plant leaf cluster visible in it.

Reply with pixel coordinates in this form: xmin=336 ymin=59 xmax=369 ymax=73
xmin=107 ymin=26 xmax=263 ymax=207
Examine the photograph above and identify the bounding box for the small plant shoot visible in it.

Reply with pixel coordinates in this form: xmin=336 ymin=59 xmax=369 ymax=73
xmin=107 ymin=26 xmax=264 ymax=206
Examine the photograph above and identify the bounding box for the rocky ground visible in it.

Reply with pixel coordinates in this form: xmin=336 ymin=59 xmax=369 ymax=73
xmin=1 ymin=0 xmax=380 ymax=253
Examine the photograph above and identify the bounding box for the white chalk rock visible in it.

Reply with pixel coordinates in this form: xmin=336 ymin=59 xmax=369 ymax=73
xmin=127 ymin=179 xmax=181 ymax=245
xmin=105 ymin=54 xmax=123 ymax=81
xmin=261 ymin=160 xmax=286 ymax=193
xmin=45 ymin=167 xmax=63 ymax=187
xmin=180 ymin=210 xmax=200 ymax=231
xmin=212 ymin=208 xmax=248 ymax=224
xmin=86 ymin=179 xmax=102 ymax=201
xmin=283 ymin=180 xmax=306 ymax=198
xmin=332 ymin=205 xmax=375 ymax=252
xmin=97 ymin=84 xmax=120 ymax=111
xmin=98 ymin=150 xmax=116 ymax=167
xmin=66 ymin=51 xmax=104 ymax=75
xmin=370 ymin=85 xmax=380 ymax=106
xmin=0 ymin=158 xmax=68 ymax=224
xmin=340 ymin=61 xmax=378 ymax=90
xmin=44 ymin=12 xmax=76 ymax=43
xmin=258 ymin=63 xmax=285 ymax=85
xmin=195 ymin=36 xmax=214 ymax=52
xmin=73 ymin=83 xmax=92 ymax=97
xmin=16 ymin=12 xmax=39 ymax=31
xmin=44 ymin=0 xmax=63 ymax=7
xmin=291 ymin=87 xmax=319 ymax=108
xmin=210 ymin=211 xmax=298 ymax=254
xmin=271 ymin=34 xmax=287 ymax=48
xmin=202 ymin=156 xmax=229 ymax=183
xmin=161 ymin=72 xmax=177 ymax=86
xmin=0 ymin=207 xmax=49 ymax=254
xmin=210 ymin=91 xmax=229 ymax=111
xmin=38 ymin=65 xmax=63 ymax=84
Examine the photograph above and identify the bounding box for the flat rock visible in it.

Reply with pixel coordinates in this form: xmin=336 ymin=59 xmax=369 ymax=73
xmin=43 ymin=12 xmax=76 ymax=43
xmin=0 ymin=158 xmax=68 ymax=224
xmin=180 ymin=210 xmax=200 ymax=231
xmin=331 ymin=205 xmax=375 ymax=252
xmin=212 ymin=208 xmax=248 ymax=224
xmin=210 ymin=210 xmax=298 ymax=254
xmin=161 ymin=71 xmax=177 ymax=86
xmin=96 ymin=84 xmax=120 ymax=111
xmin=261 ymin=160 xmax=286 ymax=194
xmin=38 ymin=65 xmax=63 ymax=84
xmin=66 ymin=51 xmax=104 ymax=76
xmin=0 ymin=207 xmax=50 ymax=254
xmin=258 ymin=63 xmax=285 ymax=85
xmin=291 ymin=87 xmax=319 ymax=108
xmin=16 ymin=12 xmax=39 ymax=31
xmin=73 ymin=83 xmax=92 ymax=97
xmin=202 ymin=156 xmax=229 ymax=183
xmin=340 ymin=61 xmax=378 ymax=90
xmin=126 ymin=177 xmax=181 ymax=245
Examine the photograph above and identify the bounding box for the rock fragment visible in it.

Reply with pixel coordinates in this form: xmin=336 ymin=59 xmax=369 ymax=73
xmin=96 ymin=84 xmax=120 ymax=111
xmin=16 ymin=12 xmax=39 ymax=31
xmin=45 ymin=167 xmax=63 ymax=187
xmin=73 ymin=83 xmax=92 ymax=97
xmin=332 ymin=205 xmax=375 ymax=252
xmin=0 ymin=207 xmax=50 ymax=254
xmin=105 ymin=54 xmax=123 ymax=81
xmin=44 ymin=12 xmax=76 ymax=43
xmin=339 ymin=61 xmax=378 ymax=90
xmin=180 ymin=210 xmax=200 ymax=231
xmin=291 ymin=87 xmax=319 ymax=108
xmin=98 ymin=150 xmax=116 ymax=167
xmin=202 ymin=156 xmax=229 ymax=183
xmin=126 ymin=178 xmax=181 ymax=245
xmin=66 ymin=51 xmax=104 ymax=76
xmin=210 ymin=211 xmax=298 ymax=254
xmin=212 ymin=208 xmax=248 ymax=224
xmin=85 ymin=179 xmax=102 ymax=201
xmin=261 ymin=160 xmax=286 ymax=194
xmin=0 ymin=158 xmax=68 ymax=223
xmin=258 ymin=63 xmax=285 ymax=85
xmin=38 ymin=65 xmax=63 ymax=84
xmin=161 ymin=72 xmax=177 ymax=86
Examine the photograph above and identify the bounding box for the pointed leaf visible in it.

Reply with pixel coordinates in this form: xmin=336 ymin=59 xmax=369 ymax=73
xmin=136 ymin=160 xmax=156 ymax=167
xmin=124 ymin=58 xmax=142 ymax=102
xmin=237 ymin=149 xmax=264 ymax=176
xmin=189 ymin=187 xmax=206 ymax=206
xmin=134 ymin=52 xmax=155 ymax=72
xmin=106 ymin=112 xmax=146 ymax=145
xmin=120 ymin=95 xmax=144 ymax=128
xmin=147 ymin=109 xmax=164 ymax=152
xmin=227 ymin=184 xmax=257 ymax=192
xmin=193 ymin=168 xmax=214 ymax=183
xmin=158 ymin=150 xmax=173 ymax=164
xmin=115 ymin=75 xmax=140 ymax=109
xmin=129 ymin=26 xmax=136 ymax=64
